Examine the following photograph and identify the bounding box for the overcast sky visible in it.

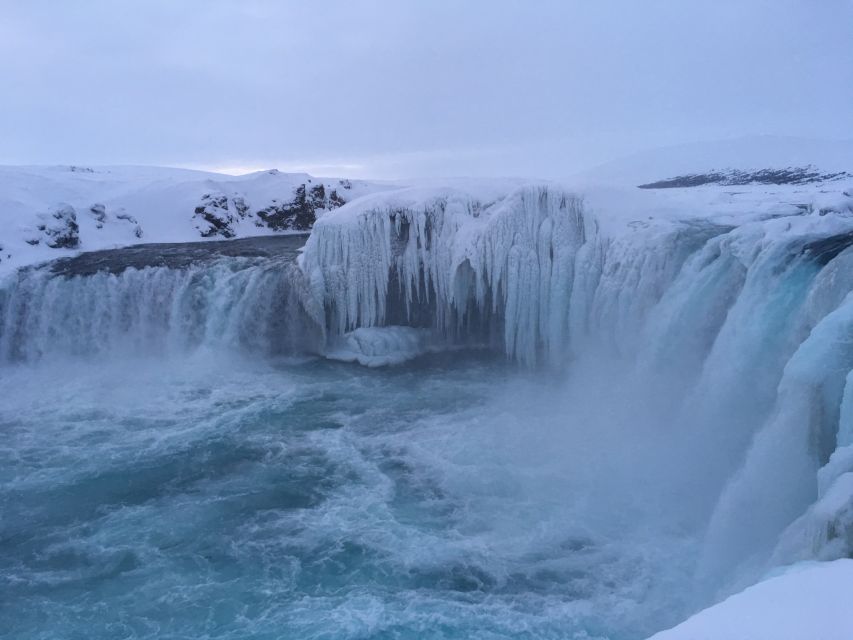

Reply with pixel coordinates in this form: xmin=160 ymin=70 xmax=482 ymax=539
xmin=1 ymin=0 xmax=851 ymax=178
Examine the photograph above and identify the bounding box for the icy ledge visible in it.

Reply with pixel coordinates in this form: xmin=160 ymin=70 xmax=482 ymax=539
xmin=299 ymin=178 xmax=853 ymax=366
xmin=300 ymin=183 xmax=592 ymax=366
xmin=648 ymin=559 xmax=853 ymax=640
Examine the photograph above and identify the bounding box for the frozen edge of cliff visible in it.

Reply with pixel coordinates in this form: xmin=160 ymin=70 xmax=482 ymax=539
xmin=299 ymin=178 xmax=853 ymax=366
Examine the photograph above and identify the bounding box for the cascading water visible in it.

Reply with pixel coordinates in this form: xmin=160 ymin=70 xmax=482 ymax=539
xmin=2 ymin=185 xmax=853 ymax=639
xmin=302 ymin=185 xmax=853 ymax=595
xmin=0 ymin=236 xmax=322 ymax=363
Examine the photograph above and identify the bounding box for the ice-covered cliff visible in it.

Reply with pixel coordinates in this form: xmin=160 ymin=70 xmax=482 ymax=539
xmin=299 ymin=171 xmax=853 ymax=365
xmin=293 ymin=168 xmax=853 ymax=620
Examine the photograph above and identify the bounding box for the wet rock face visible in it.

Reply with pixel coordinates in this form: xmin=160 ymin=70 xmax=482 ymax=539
xmin=36 ymin=204 xmax=80 ymax=249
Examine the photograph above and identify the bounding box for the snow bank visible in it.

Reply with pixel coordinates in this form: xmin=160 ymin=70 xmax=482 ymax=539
xmin=0 ymin=165 xmax=387 ymax=276
xmin=648 ymin=560 xmax=853 ymax=640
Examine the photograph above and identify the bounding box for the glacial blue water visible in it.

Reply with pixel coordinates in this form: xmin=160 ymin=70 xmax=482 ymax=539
xmin=0 ymin=351 xmax=694 ymax=640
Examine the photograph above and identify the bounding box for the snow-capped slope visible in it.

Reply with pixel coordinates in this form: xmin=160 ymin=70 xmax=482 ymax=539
xmin=575 ymin=135 xmax=853 ymax=188
xmin=0 ymin=164 xmax=387 ymax=275
xmin=648 ymin=560 xmax=853 ymax=640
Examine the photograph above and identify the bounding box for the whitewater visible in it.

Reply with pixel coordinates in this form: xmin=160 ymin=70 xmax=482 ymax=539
xmin=2 ymin=159 xmax=853 ymax=639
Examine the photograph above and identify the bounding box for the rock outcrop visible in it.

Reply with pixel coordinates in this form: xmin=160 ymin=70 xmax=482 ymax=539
xmin=194 ymin=180 xmax=349 ymax=238
xmin=33 ymin=204 xmax=80 ymax=249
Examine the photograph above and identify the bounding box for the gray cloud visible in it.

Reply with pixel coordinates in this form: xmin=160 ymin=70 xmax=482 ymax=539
xmin=1 ymin=0 xmax=851 ymax=178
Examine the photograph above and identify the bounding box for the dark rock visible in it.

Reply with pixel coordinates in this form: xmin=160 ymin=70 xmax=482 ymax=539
xmin=255 ymin=182 xmax=347 ymax=231
xmin=115 ymin=210 xmax=138 ymax=224
xmin=191 ymin=182 xmax=347 ymax=237
xmin=90 ymin=203 xmax=107 ymax=222
xmin=256 ymin=184 xmax=315 ymax=231
xmin=802 ymin=231 xmax=853 ymax=265
xmin=90 ymin=203 xmax=107 ymax=228
xmin=638 ymin=167 xmax=852 ymax=189
xmin=309 ymin=184 xmax=326 ymax=210
xmin=192 ymin=193 xmax=236 ymax=238
xmin=232 ymin=196 xmax=250 ymax=218
xmin=329 ymin=189 xmax=346 ymax=208
xmin=40 ymin=204 xmax=80 ymax=249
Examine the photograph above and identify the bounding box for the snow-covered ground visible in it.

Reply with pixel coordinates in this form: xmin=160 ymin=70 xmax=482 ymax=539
xmin=649 ymin=560 xmax=853 ymax=640
xmin=0 ymin=164 xmax=388 ymax=275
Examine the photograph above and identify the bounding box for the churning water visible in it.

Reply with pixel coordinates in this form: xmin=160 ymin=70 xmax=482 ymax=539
xmin=0 ymin=350 xmax=701 ymax=640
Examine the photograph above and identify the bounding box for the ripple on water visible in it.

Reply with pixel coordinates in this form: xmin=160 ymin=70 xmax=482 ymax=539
xmin=0 ymin=353 xmax=695 ymax=639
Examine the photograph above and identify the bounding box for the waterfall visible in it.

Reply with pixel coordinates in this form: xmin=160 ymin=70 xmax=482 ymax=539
xmin=0 ymin=239 xmax=322 ymax=363
xmin=299 ymin=184 xmax=853 ymax=596
xmin=2 ymin=184 xmax=853 ymax=601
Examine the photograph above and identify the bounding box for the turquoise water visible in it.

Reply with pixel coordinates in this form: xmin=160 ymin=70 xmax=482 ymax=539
xmin=0 ymin=352 xmax=694 ymax=639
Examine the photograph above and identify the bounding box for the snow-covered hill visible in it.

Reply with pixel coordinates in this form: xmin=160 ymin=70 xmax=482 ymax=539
xmin=574 ymin=135 xmax=853 ymax=187
xmin=3 ymin=137 xmax=852 ymax=278
xmin=0 ymin=164 xmax=388 ymax=275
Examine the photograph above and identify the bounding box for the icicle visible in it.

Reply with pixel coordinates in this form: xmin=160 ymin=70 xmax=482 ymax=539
xmin=301 ymin=186 xmax=588 ymax=365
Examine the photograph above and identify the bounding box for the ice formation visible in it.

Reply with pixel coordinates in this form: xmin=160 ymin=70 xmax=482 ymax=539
xmin=323 ymin=326 xmax=436 ymax=367
xmin=301 ymin=185 xmax=593 ymax=366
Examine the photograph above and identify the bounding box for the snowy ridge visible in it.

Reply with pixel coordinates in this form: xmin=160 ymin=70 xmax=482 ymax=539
xmin=576 ymin=136 xmax=853 ymax=188
xmin=638 ymin=165 xmax=852 ymax=189
xmin=0 ymin=164 xmax=387 ymax=276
